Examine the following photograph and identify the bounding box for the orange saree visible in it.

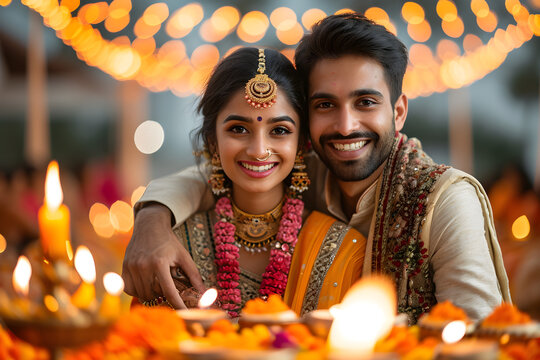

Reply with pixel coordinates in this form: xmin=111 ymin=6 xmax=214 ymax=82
xmin=284 ymin=211 xmax=366 ymax=315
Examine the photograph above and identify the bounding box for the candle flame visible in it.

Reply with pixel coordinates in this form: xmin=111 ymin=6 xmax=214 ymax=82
xmin=13 ymin=256 xmax=32 ymax=296
xmin=74 ymin=246 xmax=96 ymax=283
xmin=328 ymin=275 xmax=396 ymax=356
xmin=44 ymin=161 xmax=64 ymax=211
xmin=442 ymin=320 xmax=466 ymax=344
xmin=103 ymin=272 xmax=124 ymax=296
xmin=198 ymin=288 xmax=218 ymax=308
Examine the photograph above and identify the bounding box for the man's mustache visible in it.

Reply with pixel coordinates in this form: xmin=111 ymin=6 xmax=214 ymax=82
xmin=319 ymin=131 xmax=379 ymax=144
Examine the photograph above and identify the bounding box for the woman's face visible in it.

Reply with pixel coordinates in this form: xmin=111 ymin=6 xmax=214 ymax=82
xmin=215 ymin=88 xmax=301 ymax=199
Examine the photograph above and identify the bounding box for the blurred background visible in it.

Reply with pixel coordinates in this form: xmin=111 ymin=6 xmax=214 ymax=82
xmin=0 ymin=0 xmax=539 ymax=317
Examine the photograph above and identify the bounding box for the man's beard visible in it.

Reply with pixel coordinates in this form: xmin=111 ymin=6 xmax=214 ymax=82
xmin=315 ymin=126 xmax=396 ymax=182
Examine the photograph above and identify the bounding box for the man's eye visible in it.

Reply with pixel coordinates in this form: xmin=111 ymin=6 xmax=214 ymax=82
xmin=229 ymin=125 xmax=247 ymax=134
xmin=271 ymin=126 xmax=291 ymax=135
xmin=358 ymin=99 xmax=376 ymax=107
xmin=315 ymin=101 xmax=334 ymax=109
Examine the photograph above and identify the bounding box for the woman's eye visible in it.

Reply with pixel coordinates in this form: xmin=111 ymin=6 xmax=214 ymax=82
xmin=229 ymin=125 xmax=247 ymax=134
xmin=271 ymin=126 xmax=291 ymax=136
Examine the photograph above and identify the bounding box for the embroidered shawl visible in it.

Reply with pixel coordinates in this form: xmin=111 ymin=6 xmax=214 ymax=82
xmin=367 ymin=133 xmax=510 ymax=324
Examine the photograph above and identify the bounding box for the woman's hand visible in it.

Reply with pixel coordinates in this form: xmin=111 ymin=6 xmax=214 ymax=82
xmin=122 ymin=203 xmax=206 ymax=309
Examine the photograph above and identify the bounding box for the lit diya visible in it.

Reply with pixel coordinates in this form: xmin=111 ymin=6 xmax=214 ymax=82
xmin=176 ymin=288 xmax=227 ymax=335
xmin=436 ymin=320 xmax=498 ymax=360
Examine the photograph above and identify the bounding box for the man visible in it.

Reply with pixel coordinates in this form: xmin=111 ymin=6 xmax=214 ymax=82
xmin=123 ymin=13 xmax=510 ymax=323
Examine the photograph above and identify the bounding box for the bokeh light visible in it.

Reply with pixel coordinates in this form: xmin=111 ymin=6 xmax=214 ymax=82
xmin=365 ymin=6 xmax=397 ymax=34
xmin=60 ymin=0 xmax=81 ymax=12
xmin=0 ymin=233 xmax=6 ymax=254
xmin=301 ymin=8 xmax=326 ymax=30
xmin=89 ymin=202 xmax=108 ymax=224
xmin=407 ymin=19 xmax=431 ymax=42
xmin=471 ymin=0 xmax=490 ymax=18
xmin=157 ymin=40 xmax=186 ymax=66
xmin=409 ymin=44 xmax=435 ymax=67
xmin=166 ymin=2 xmax=204 ymax=38
xmin=477 ymin=11 xmax=498 ymax=33
xmin=442 ymin=17 xmax=465 ymax=38
xmin=237 ymin=11 xmax=269 ymax=43
xmin=276 ymin=22 xmax=304 ymax=45
xmin=44 ymin=294 xmax=60 ymax=312
xmin=512 ymin=215 xmax=530 ymax=240
xmin=190 ymin=44 xmax=219 ymax=70
xmin=132 ymin=37 xmax=155 ymax=57
xmin=142 ymin=2 xmax=168 ymax=27
xmin=463 ymin=34 xmax=483 ymax=53
xmin=211 ymin=6 xmax=240 ymax=32
xmin=437 ymin=39 xmax=461 ymax=60
xmin=109 ymin=200 xmax=134 ymax=233
xmin=131 ymin=186 xmax=146 ymax=207
xmin=436 ymin=0 xmax=457 ymax=22
xmin=402 ymin=2 xmax=425 ymax=25
xmin=270 ymin=7 xmax=297 ymax=31
xmin=134 ymin=120 xmax=164 ymax=154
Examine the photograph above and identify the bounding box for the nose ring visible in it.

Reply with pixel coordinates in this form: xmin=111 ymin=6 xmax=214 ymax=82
xmin=256 ymin=149 xmax=278 ymax=162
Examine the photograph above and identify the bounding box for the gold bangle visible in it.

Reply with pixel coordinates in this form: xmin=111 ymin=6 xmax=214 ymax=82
xmin=141 ymin=296 xmax=172 ymax=308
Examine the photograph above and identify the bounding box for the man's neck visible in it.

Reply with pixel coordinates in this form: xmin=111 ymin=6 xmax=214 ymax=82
xmin=337 ymin=160 xmax=387 ymax=219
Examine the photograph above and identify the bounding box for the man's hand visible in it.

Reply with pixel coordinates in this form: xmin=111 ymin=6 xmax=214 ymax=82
xmin=122 ymin=203 xmax=206 ymax=309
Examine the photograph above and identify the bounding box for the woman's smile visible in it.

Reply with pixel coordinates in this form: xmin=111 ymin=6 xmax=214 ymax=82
xmin=238 ymin=160 xmax=278 ymax=176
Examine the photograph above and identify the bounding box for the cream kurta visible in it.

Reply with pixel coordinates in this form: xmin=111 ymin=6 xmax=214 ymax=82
xmin=137 ymin=149 xmax=510 ymax=321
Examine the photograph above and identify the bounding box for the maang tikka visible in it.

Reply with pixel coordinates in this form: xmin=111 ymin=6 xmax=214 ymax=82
xmin=245 ymin=49 xmax=277 ymax=109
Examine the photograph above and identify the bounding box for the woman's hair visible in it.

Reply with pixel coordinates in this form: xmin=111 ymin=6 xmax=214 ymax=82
xmin=191 ymin=47 xmax=306 ymax=158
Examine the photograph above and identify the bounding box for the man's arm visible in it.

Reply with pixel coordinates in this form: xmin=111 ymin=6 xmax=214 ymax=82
xmin=135 ymin=165 xmax=215 ymax=226
xmin=429 ymin=180 xmax=508 ymax=321
xmin=122 ymin=165 xmax=213 ymax=308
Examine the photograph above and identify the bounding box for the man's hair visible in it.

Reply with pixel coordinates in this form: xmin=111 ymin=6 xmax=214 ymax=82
xmin=295 ymin=12 xmax=408 ymax=106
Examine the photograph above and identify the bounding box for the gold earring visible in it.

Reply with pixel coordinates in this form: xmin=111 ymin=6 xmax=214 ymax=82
xmin=289 ymin=151 xmax=310 ymax=194
xmin=209 ymin=153 xmax=229 ymax=196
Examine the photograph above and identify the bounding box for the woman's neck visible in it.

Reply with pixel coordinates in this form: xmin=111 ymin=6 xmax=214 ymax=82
xmin=231 ymin=185 xmax=284 ymax=214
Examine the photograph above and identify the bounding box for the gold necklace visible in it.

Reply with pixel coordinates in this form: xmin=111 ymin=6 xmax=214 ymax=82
xmin=232 ymin=197 xmax=284 ymax=253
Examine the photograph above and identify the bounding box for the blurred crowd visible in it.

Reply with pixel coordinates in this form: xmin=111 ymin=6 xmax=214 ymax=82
xmin=0 ymin=161 xmax=539 ymax=318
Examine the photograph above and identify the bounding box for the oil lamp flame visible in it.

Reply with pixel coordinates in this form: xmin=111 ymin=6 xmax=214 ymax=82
xmin=44 ymin=160 xmax=63 ymax=211
xmin=442 ymin=320 xmax=467 ymax=344
xmin=198 ymin=288 xmax=218 ymax=308
xmin=328 ymin=275 xmax=396 ymax=356
xmin=103 ymin=272 xmax=124 ymax=296
xmin=13 ymin=256 xmax=32 ymax=296
xmin=74 ymin=246 xmax=96 ymax=283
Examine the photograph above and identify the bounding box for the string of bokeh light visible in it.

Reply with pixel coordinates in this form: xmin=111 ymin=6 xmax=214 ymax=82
xmin=3 ymin=0 xmax=539 ymax=99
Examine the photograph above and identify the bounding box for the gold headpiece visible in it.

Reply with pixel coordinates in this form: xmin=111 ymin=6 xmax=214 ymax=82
xmin=244 ymin=49 xmax=277 ymax=109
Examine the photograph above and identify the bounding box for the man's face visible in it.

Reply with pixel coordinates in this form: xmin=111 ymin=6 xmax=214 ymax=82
xmin=308 ymin=55 xmax=406 ymax=182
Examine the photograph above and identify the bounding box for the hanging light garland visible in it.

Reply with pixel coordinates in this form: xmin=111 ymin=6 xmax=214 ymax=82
xmin=3 ymin=0 xmax=539 ymax=98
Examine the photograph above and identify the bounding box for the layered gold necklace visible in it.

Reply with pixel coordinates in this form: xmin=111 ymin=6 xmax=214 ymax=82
xmin=231 ymin=197 xmax=284 ymax=253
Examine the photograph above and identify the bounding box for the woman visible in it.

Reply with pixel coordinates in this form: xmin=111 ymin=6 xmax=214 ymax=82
xmin=170 ymin=48 xmax=365 ymax=317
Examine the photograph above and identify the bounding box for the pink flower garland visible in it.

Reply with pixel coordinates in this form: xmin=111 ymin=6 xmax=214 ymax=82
xmin=213 ymin=196 xmax=303 ymax=318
